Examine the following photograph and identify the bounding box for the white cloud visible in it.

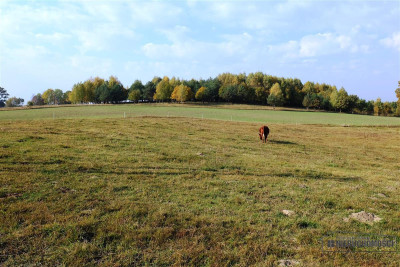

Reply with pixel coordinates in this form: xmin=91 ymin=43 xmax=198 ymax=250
xmin=35 ymin=32 xmax=70 ymax=43
xmin=142 ymin=31 xmax=254 ymax=61
xmin=299 ymin=33 xmax=359 ymax=57
xmin=380 ymin=32 xmax=400 ymax=51
xmin=127 ymin=2 xmax=182 ymax=25
xmin=268 ymin=32 xmax=363 ymax=58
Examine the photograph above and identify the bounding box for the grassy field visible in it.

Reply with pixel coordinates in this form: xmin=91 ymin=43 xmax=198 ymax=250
xmin=1 ymin=105 xmax=400 ymax=266
xmin=1 ymin=103 xmax=400 ymax=126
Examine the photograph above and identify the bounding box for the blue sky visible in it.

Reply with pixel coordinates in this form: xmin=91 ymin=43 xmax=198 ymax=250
xmin=1 ymin=0 xmax=399 ymax=103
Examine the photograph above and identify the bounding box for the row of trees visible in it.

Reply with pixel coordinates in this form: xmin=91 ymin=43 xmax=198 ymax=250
xmin=26 ymin=74 xmax=400 ymax=116
xmin=0 ymin=87 xmax=24 ymax=107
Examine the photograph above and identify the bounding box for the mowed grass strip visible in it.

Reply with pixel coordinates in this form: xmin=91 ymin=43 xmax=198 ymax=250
xmin=1 ymin=103 xmax=400 ymax=125
xmin=1 ymin=117 xmax=399 ymax=266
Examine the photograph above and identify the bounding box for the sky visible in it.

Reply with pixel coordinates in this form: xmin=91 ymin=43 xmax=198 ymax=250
xmin=1 ymin=0 xmax=399 ymax=103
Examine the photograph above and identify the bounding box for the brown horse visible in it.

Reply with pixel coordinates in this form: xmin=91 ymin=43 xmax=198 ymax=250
xmin=259 ymin=125 xmax=270 ymax=143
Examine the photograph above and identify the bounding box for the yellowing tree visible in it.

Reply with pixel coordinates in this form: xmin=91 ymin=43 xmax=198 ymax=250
xmin=42 ymin=89 xmax=55 ymax=105
xmin=195 ymin=86 xmax=206 ymax=102
xmin=154 ymin=76 xmax=173 ymax=101
xmin=171 ymin=84 xmax=193 ymax=102
xmin=83 ymin=80 xmax=95 ymax=103
xmin=267 ymin=83 xmax=284 ymax=108
xmin=374 ymin=98 xmax=383 ymax=115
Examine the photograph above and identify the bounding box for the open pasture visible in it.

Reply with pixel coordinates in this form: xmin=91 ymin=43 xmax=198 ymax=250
xmin=1 ymin=103 xmax=400 ymax=126
xmin=0 ymin=106 xmax=400 ymax=266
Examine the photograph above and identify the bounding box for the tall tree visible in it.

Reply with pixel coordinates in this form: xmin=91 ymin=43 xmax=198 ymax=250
xmin=83 ymin=80 xmax=95 ymax=103
xmin=302 ymin=93 xmax=313 ymax=110
xmin=42 ymin=89 xmax=55 ymax=105
xmin=95 ymin=83 xmax=110 ymax=104
xmin=395 ymin=81 xmax=400 ymax=116
xmin=374 ymin=98 xmax=383 ymax=115
xmin=248 ymin=72 xmax=268 ymax=104
xmin=267 ymin=83 xmax=284 ymax=109
xmin=347 ymin=95 xmax=359 ymax=113
xmin=128 ymin=90 xmax=141 ymax=103
xmin=154 ymin=76 xmax=173 ymax=101
xmin=54 ymin=89 xmax=64 ymax=104
xmin=69 ymin=82 xmax=85 ymax=103
xmin=329 ymin=88 xmax=338 ymax=111
xmin=0 ymin=87 xmax=9 ymax=107
xmin=302 ymin=81 xmax=316 ymax=94
xmin=336 ymin=87 xmax=349 ymax=112
xmin=202 ymin=77 xmax=221 ymax=102
xmin=195 ymin=86 xmax=206 ymax=102
xmin=219 ymin=85 xmax=238 ymax=102
xmin=143 ymin=81 xmax=156 ymax=101
xmin=171 ymin=84 xmax=193 ymax=102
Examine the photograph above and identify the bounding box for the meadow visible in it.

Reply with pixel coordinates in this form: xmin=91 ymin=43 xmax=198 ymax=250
xmin=1 ymin=103 xmax=400 ymax=126
xmin=1 ymin=104 xmax=400 ymax=266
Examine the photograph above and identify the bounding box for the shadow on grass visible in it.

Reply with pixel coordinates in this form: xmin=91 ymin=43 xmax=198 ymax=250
xmin=275 ymin=169 xmax=362 ymax=182
xmin=268 ymin=140 xmax=298 ymax=145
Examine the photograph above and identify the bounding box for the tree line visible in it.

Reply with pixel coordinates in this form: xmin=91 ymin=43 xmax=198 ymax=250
xmin=2 ymin=74 xmax=400 ymax=116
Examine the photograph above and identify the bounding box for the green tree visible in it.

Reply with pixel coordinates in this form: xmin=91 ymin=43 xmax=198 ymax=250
xmin=109 ymin=83 xmax=127 ymax=103
xmin=53 ymin=89 xmax=64 ymax=104
xmin=336 ymin=87 xmax=349 ymax=112
xmin=219 ymin=85 xmax=238 ymax=102
xmin=311 ymin=93 xmax=323 ymax=109
xmin=347 ymin=95 xmax=359 ymax=113
xmin=143 ymin=81 xmax=156 ymax=101
xmin=0 ymin=87 xmax=9 ymax=107
xmin=154 ymin=76 xmax=173 ymax=101
xmin=95 ymin=83 xmax=110 ymax=104
xmin=201 ymin=78 xmax=221 ymax=102
xmin=129 ymin=80 xmax=144 ymax=96
xmin=267 ymin=83 xmax=284 ymax=108
xmin=302 ymin=93 xmax=313 ymax=110
xmin=183 ymin=79 xmax=201 ymax=94
xmin=128 ymin=90 xmax=141 ymax=103
xmin=5 ymin=97 xmax=24 ymax=107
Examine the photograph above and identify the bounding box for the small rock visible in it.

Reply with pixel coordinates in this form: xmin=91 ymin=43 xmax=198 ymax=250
xmin=346 ymin=211 xmax=382 ymax=225
xmin=282 ymin=210 xmax=296 ymax=216
xmin=277 ymin=259 xmax=300 ymax=266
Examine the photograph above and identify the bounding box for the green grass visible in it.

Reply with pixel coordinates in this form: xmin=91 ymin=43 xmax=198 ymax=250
xmin=1 ymin=103 xmax=399 ymax=126
xmin=1 ymin=106 xmax=400 ymax=266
